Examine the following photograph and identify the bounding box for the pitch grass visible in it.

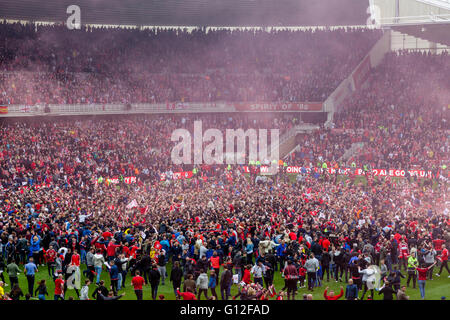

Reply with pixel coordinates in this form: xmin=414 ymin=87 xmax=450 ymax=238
xmin=5 ymin=262 xmax=449 ymax=300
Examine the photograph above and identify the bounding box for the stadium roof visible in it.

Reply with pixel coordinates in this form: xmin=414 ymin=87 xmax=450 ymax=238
xmin=0 ymin=0 xmax=370 ymax=27
xmin=393 ymin=22 xmax=450 ymax=46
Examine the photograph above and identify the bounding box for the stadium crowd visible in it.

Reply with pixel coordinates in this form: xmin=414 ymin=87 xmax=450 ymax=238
xmin=287 ymin=51 xmax=449 ymax=172
xmin=0 ymin=22 xmax=381 ymax=105
xmin=0 ymin=23 xmax=448 ymax=301
xmin=0 ymin=112 xmax=448 ymax=300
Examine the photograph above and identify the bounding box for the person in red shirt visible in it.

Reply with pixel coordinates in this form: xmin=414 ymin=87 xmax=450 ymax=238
xmin=102 ymin=230 xmax=113 ymax=241
xmin=209 ymin=251 xmax=221 ymax=277
xmin=122 ymin=243 xmax=130 ymax=258
xmin=322 ymin=237 xmax=331 ymax=252
xmin=416 ymin=262 xmax=436 ymax=299
xmin=54 ymin=274 xmax=65 ymax=300
xmin=91 ymin=236 xmax=107 ymax=254
xmin=71 ymin=250 xmax=81 ymax=267
xmin=242 ymin=265 xmax=251 ymax=284
xmin=177 ymin=287 xmax=197 ymax=300
xmin=276 ymin=291 xmax=285 ymax=300
xmin=298 ymin=266 xmax=306 ymax=288
xmin=323 ymin=286 xmax=344 ymax=300
xmin=129 ymin=244 xmax=140 ymax=260
xmin=106 ymin=239 xmax=121 ymax=262
xmin=131 ymin=270 xmax=145 ymax=300
xmin=436 ymin=244 xmax=449 ymax=278
xmin=46 ymin=245 xmax=57 ymax=279
xmin=433 ymin=238 xmax=445 ymax=255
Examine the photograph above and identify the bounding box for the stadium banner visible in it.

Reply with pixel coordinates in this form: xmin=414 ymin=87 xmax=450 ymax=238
xmin=166 ymin=102 xmax=190 ymax=110
xmin=0 ymin=106 xmax=8 ymax=114
xmin=19 ymin=105 xmax=33 ymax=113
xmin=244 ymin=165 xmax=434 ymax=178
xmin=233 ymin=102 xmax=323 ymax=112
xmin=123 ymin=176 xmax=137 ymax=184
xmin=351 ymin=55 xmax=372 ymax=90
xmin=93 ymin=176 xmax=137 ymax=185
xmin=160 ymin=171 xmax=193 ymax=181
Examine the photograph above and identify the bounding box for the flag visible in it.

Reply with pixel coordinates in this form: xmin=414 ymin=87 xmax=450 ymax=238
xmin=356 ymin=209 xmax=362 ymax=219
xmin=0 ymin=106 xmax=8 ymax=114
xmin=126 ymin=199 xmax=138 ymax=209
xmin=139 ymin=206 xmax=148 ymax=214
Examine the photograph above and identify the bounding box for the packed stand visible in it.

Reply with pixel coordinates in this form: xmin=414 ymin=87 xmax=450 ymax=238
xmin=286 ymin=51 xmax=449 ymax=173
xmin=0 ymin=22 xmax=381 ymax=105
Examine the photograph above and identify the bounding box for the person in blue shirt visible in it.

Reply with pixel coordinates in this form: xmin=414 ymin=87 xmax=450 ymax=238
xmin=276 ymin=241 xmax=287 ymax=272
xmin=160 ymin=237 xmax=170 ymax=262
xmin=176 ymin=232 xmax=186 ymax=245
xmin=30 ymin=235 xmax=41 ymax=265
xmin=345 ymin=278 xmax=359 ymax=300
xmin=107 ymin=260 xmax=120 ymax=295
xmin=246 ymin=238 xmax=254 ymax=265
xmin=24 ymin=257 xmax=38 ymax=296
xmin=205 ymin=248 xmax=214 ymax=260
xmin=226 ymin=234 xmax=236 ymax=247
xmin=208 ymin=269 xmax=218 ymax=299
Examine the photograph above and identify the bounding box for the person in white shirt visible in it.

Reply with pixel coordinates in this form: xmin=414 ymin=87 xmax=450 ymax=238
xmin=359 ymin=265 xmax=376 ymax=300
xmin=80 ymin=279 xmax=90 ymax=300
xmin=79 ymin=213 xmax=92 ymax=224
xmin=251 ymin=261 xmax=265 ymax=287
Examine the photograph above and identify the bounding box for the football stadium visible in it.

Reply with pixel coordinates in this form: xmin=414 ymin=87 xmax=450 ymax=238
xmin=0 ymin=0 xmax=449 ymax=304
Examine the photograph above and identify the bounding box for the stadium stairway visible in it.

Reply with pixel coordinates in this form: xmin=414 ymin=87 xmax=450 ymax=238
xmin=390 ymin=29 xmax=449 ymax=52
xmin=271 ymin=123 xmax=320 ymax=163
xmin=338 ymin=142 xmax=365 ymax=162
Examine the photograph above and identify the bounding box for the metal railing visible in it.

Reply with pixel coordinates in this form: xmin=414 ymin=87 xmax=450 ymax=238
xmin=380 ymin=14 xmax=450 ymax=25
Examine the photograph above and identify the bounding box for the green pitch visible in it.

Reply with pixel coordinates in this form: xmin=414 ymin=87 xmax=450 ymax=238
xmin=5 ymin=262 xmax=449 ymax=300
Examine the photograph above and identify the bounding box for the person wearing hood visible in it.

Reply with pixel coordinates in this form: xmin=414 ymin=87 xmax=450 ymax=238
xmin=196 ymin=268 xmax=209 ymax=300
